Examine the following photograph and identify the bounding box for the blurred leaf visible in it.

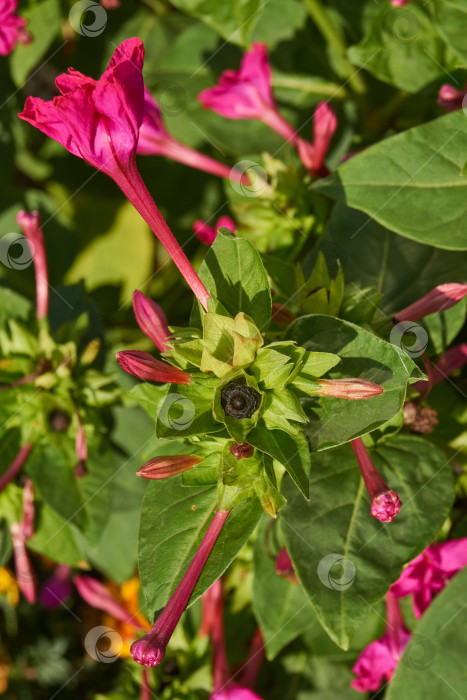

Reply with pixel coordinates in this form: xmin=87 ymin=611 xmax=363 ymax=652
xmin=281 ymin=435 xmax=455 ymax=649
xmin=28 ymin=502 xmax=84 ymax=566
xmin=433 ymin=0 xmax=467 ymax=64
xmin=316 ymin=111 xmax=467 ymax=251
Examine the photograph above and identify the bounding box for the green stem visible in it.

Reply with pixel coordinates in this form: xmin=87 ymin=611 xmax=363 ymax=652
xmin=303 ymin=0 xmax=366 ymax=96
xmin=272 ymin=74 xmax=348 ymax=99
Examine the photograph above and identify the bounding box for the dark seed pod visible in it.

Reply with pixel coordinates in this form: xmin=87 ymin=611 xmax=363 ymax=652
xmin=230 ymin=442 xmax=254 ymax=459
xmin=221 ymin=379 xmax=261 ymax=419
xmin=49 ymin=409 xmax=71 ymax=432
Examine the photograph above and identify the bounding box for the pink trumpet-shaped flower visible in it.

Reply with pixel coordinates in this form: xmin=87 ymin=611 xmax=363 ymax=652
xmin=199 ymin=43 xmax=297 ymax=143
xmin=16 ymin=211 xmax=49 ymax=320
xmin=40 ymin=564 xmax=72 ymax=609
xmin=438 ymin=84 xmax=467 ymax=112
xmin=296 ymin=102 xmax=338 ymax=177
xmin=200 ymin=579 xmax=223 ymax=638
xmin=315 ymin=378 xmax=384 ymax=400
xmin=390 ymin=539 xmax=467 ymax=618
xmin=0 ymin=0 xmax=31 ymax=56
xmin=275 ymin=547 xmax=298 ymax=584
xmin=0 ymin=443 xmax=33 ymax=494
xmin=412 ymin=343 xmax=467 ymax=395
xmin=351 ymin=593 xmax=410 ymax=693
xmin=137 ymin=455 xmax=202 ymax=480
xmin=351 ymin=438 xmax=401 ymax=523
xmin=138 ymin=88 xmax=244 ymax=183
xmin=19 ymin=38 xmax=209 ymax=309
xmin=75 ymin=575 xmax=147 ymax=629
xmin=394 ymin=283 xmax=467 ymax=322
xmin=193 ymin=216 xmax=236 ymax=246
xmin=10 ymin=479 xmax=36 ymax=603
xmin=116 ymin=350 xmax=191 ymax=384
xmin=133 ymin=290 xmax=171 ymax=353
xmin=131 ymin=509 xmax=230 ymax=667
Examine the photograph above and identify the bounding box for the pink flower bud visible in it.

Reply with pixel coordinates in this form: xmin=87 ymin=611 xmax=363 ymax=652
xmin=133 ymin=290 xmax=171 ymax=353
xmin=10 ymin=480 xmax=37 ymax=603
xmin=116 ymin=350 xmax=191 ymax=384
xmin=16 ymin=210 xmax=49 ymax=320
xmin=316 ymin=378 xmax=384 ymax=400
xmin=391 ymin=0 xmax=410 ymax=6
xmin=394 ymin=283 xmax=467 ymax=322
xmin=438 ymin=84 xmax=467 ymax=112
xmin=136 ymin=455 xmax=202 ymax=480
xmin=193 ymin=216 xmax=236 ymax=246
xmin=296 ymin=102 xmax=337 ymax=177
xmin=351 ymin=438 xmax=401 ymax=523
xmin=275 ymin=547 xmax=298 ymax=584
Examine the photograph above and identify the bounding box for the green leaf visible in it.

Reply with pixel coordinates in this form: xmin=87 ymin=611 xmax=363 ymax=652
xmin=253 ymin=518 xmax=317 ymax=659
xmin=316 ymin=112 xmax=467 ymax=251
xmin=251 ymin=0 xmax=308 ymax=49
xmin=286 ymin=315 xmax=422 ymax=450
xmin=250 ymin=347 xmax=294 ymax=389
xmin=387 ymin=567 xmax=467 ymax=699
xmin=138 ymin=476 xmax=262 ymax=616
xmin=281 ymin=435 xmax=455 ymax=649
xmin=433 ymin=0 xmax=467 ymax=64
xmin=316 ymin=202 xmax=467 ymax=314
xmin=167 ymin=0 xmax=261 ymax=47
xmin=155 ymin=377 xmax=224 ymax=439
xmin=300 ymin=351 xmax=342 ymax=378
xmin=198 ymin=232 xmax=272 ymax=331
xmin=28 ymin=503 xmax=84 ymax=567
xmin=347 ymin=3 xmax=446 ymax=92
xmin=9 ymin=0 xmax=61 ymax=86
xmin=248 ymin=423 xmax=310 ymax=498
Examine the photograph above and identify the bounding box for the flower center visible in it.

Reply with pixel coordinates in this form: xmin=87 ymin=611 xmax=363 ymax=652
xmin=221 ymin=379 xmax=261 ymax=419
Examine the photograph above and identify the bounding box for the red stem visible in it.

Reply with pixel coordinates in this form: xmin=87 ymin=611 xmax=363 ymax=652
xmin=0 ymin=444 xmax=33 ymax=494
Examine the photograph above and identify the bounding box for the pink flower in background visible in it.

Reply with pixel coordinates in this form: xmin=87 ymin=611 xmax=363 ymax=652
xmin=199 ymin=43 xmax=297 ymax=142
xmin=132 ymin=290 xmax=171 ymax=353
xmin=40 ymin=565 xmax=72 ymax=609
xmin=138 ymin=88 xmax=245 ymax=183
xmin=351 ymin=593 xmax=410 ymax=693
xmin=19 ymin=38 xmax=210 ymax=310
xmin=75 ymin=575 xmax=147 ymax=628
xmin=391 ymin=0 xmax=411 ymax=6
xmin=351 ymin=438 xmax=401 ymax=523
xmin=131 ymin=510 xmax=230 ymax=667
xmin=193 ymin=216 xmax=236 ymax=246
xmin=438 ymin=84 xmax=467 ymax=112
xmin=0 ymin=0 xmax=31 ymax=56
xmin=412 ymin=343 xmax=467 ymax=395
xmin=100 ymin=0 xmax=120 ymax=8
xmin=390 ymin=539 xmax=467 ymax=618
xmin=296 ymin=102 xmax=338 ymax=177
xmin=16 ymin=210 xmax=49 ymax=320
xmin=10 ymin=479 xmax=37 ymax=604
xmin=394 ymin=283 xmax=467 ymax=322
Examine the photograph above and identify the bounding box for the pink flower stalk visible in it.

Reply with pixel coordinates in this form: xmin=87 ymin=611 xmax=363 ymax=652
xmin=19 ymin=38 xmax=210 ymax=310
xmin=74 ymin=408 xmax=88 ymax=478
xmin=138 ymin=88 xmax=244 ymax=183
xmin=199 ymin=43 xmax=297 ymax=143
xmin=10 ymin=479 xmax=37 ymax=603
xmin=0 ymin=0 xmax=31 ymax=56
xmin=137 ymin=455 xmax=203 ymax=480
xmin=40 ymin=565 xmax=72 ymax=609
xmin=351 ymin=593 xmax=410 ymax=693
xmin=296 ymin=102 xmax=338 ymax=177
xmin=208 ymin=579 xmax=264 ymax=700
xmin=75 ymin=575 xmax=147 ymax=629
xmin=131 ymin=509 xmax=230 ymax=667
xmin=133 ymin=290 xmax=171 ymax=353
xmin=193 ymin=215 xmax=236 ymax=246
xmin=100 ymin=0 xmax=120 ymax=8
xmin=438 ymin=84 xmax=467 ymax=112
xmin=394 ymin=283 xmax=467 ymax=322
xmin=390 ymin=539 xmax=467 ymax=618
xmin=316 ymin=378 xmax=384 ymax=400
xmin=351 ymin=438 xmax=401 ymax=523
xmin=238 ymin=627 xmax=265 ymax=691
xmin=0 ymin=443 xmax=33 ymax=494
xmin=141 ymin=669 xmax=151 ymax=700
xmin=16 ymin=210 xmax=49 ymax=320
xmin=200 ymin=579 xmax=224 ymax=637
xmin=116 ymin=350 xmax=191 ymax=384
xmin=412 ymin=343 xmax=467 ymax=395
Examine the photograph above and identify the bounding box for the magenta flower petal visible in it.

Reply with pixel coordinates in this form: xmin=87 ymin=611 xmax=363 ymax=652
xmin=40 ymin=565 xmax=72 ymax=609
xmin=0 ymin=0 xmax=31 ymax=56
xmin=116 ymin=350 xmax=191 ymax=384
xmin=132 ymin=290 xmax=171 ymax=353
xmin=212 ymin=687 xmax=264 ymax=700
xmin=193 ymin=216 xmax=236 ymax=246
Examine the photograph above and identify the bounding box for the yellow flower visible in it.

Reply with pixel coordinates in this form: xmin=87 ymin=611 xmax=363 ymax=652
xmin=0 ymin=568 xmax=19 ymax=607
